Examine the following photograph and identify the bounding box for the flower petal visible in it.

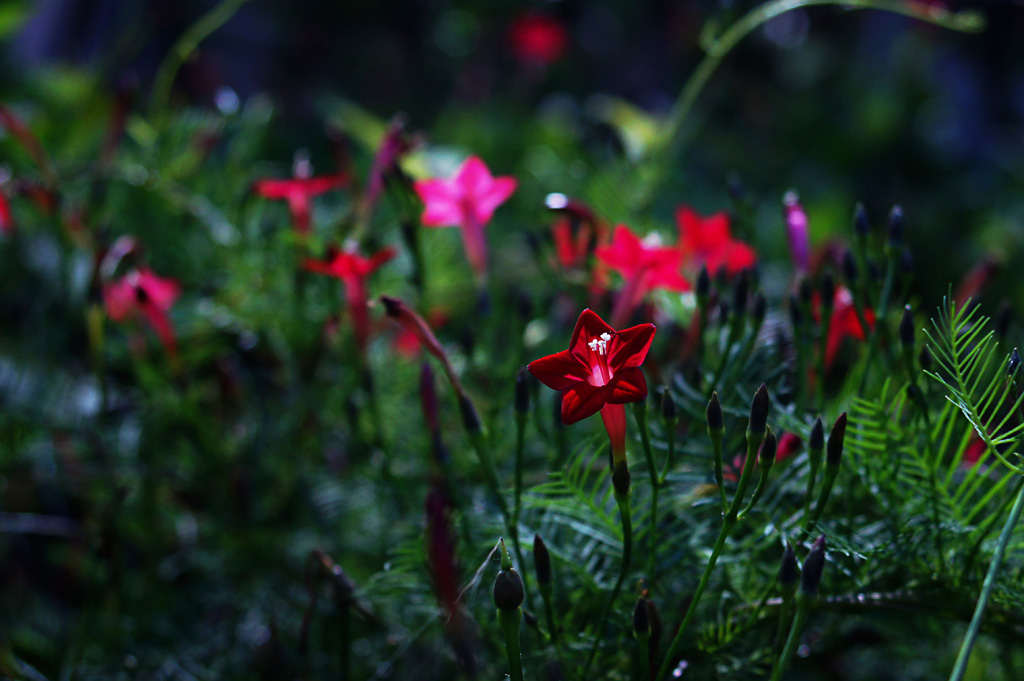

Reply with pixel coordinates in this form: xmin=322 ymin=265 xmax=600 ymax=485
xmin=607 ymin=367 xmax=648 ymax=404
xmin=414 ymin=178 xmax=462 ymax=227
xmin=609 ymin=322 xmax=656 ymax=370
xmin=568 ymin=309 xmax=616 ymax=362
xmin=561 ymin=384 xmax=607 ymax=424
xmin=528 ymin=349 xmax=589 ymax=391
xmin=472 ymin=176 xmax=517 ymax=225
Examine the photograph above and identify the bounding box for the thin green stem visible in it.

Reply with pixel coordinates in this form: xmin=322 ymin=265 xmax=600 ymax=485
xmin=638 ymin=0 xmax=983 ymax=207
xmin=512 ymin=412 xmax=531 ymax=599
xmin=948 ymin=479 xmax=1024 ymax=681
xmin=582 ymin=493 xmax=633 ymax=678
xmin=149 ymin=0 xmax=252 ymax=119
xmin=499 ymin=608 xmax=524 ymax=681
xmin=633 ymin=402 xmax=660 ymax=583
xmin=636 ymin=632 xmax=650 ymax=681
xmin=771 ymin=604 xmax=810 ymax=681
xmin=655 ymin=434 xmax=761 ymax=679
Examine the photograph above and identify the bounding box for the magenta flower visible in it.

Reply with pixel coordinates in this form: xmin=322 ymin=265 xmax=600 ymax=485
xmin=103 ymin=268 xmax=181 ymax=356
xmin=595 ymin=224 xmax=690 ymax=327
xmin=303 ymin=245 xmax=395 ymax=352
xmin=0 ymin=192 xmax=12 ymax=235
xmin=413 ymin=156 xmax=517 ymax=280
xmin=783 ymin=190 xmax=809 ymax=274
xmin=528 ymin=310 xmax=655 ymax=465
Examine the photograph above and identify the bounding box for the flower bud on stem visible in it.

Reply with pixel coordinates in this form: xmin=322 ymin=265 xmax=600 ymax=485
xmin=707 ymin=391 xmax=728 ymax=510
xmin=771 ymin=536 xmax=826 ymax=681
xmin=495 ymin=539 xmax=525 ymax=681
xmin=633 ymin=597 xmax=651 ymax=681
xmin=658 ymin=389 xmax=678 ymax=485
xmin=808 ymin=413 xmax=846 ymax=530
xmin=656 ymin=385 xmax=770 ymax=680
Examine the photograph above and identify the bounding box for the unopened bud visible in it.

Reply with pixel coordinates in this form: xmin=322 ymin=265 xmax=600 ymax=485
xmin=899 ymin=248 xmax=914 ymax=276
xmin=494 ymin=539 xmax=525 ymax=611
xmin=632 ymin=597 xmax=650 ymax=636
xmin=919 ymin=346 xmax=933 ymax=372
xmin=799 ymin=535 xmax=827 ymax=597
xmin=533 ymin=534 xmax=552 ymax=585
xmin=841 ymin=249 xmax=858 ymax=287
xmin=826 ymin=412 xmax=847 ymax=468
xmin=696 ymin=265 xmax=711 ymax=301
xmin=899 ymin=305 xmax=914 ymax=348
xmin=732 ymin=269 xmax=750 ymax=314
xmin=788 ymin=293 xmax=802 ymax=328
xmin=779 ymin=542 xmax=799 ymax=596
xmin=809 ymin=417 xmax=824 ymax=452
xmin=515 ymin=369 xmax=530 ymax=414
xmin=760 ymin=427 xmax=778 ymax=467
xmin=458 ymin=393 xmax=482 ymax=434
xmin=1010 ymin=348 xmax=1021 ymax=378
xmin=888 ymin=205 xmax=904 ymax=248
xmin=661 ymin=389 xmax=677 ymax=424
xmin=748 ymin=384 xmax=770 ymax=440
xmin=707 ymin=391 xmax=724 ymax=432
xmin=753 ymin=292 xmax=766 ymax=325
xmin=853 ymin=202 xmax=869 ymax=237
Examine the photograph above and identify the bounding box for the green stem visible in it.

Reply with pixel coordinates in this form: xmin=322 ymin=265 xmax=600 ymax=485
xmin=582 ymin=493 xmax=633 ymax=678
xmin=948 ymin=479 xmax=1024 ymax=681
xmin=499 ymin=608 xmax=524 ymax=681
xmin=638 ymin=0 xmax=983 ymax=207
xmin=149 ymin=0 xmax=252 ymax=118
xmin=636 ymin=632 xmax=651 ymax=681
xmin=633 ymin=402 xmax=660 ymax=583
xmin=771 ymin=603 xmax=811 ymax=681
xmin=512 ymin=412 xmax=530 ymax=597
xmin=655 ymin=434 xmax=761 ymax=679
xmin=710 ymin=430 xmax=728 ymax=511
xmin=658 ymin=420 xmax=676 ymax=486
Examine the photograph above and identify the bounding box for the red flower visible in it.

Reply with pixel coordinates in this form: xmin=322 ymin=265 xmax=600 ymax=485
xmin=304 ymin=245 xmax=395 ymax=351
xmin=552 ymin=217 xmax=590 ymax=270
xmin=254 ymin=173 xmax=348 ymax=235
xmin=596 ymin=224 xmax=690 ymax=327
xmin=0 ymin=192 xmax=12 ymax=235
xmin=676 ymin=206 xmax=756 ymax=276
xmin=528 ymin=310 xmax=654 ymax=462
xmin=776 ymin=432 xmax=801 ymax=463
xmin=508 ymin=12 xmax=569 ymax=65
xmin=413 ymin=156 xmax=517 ymax=280
xmin=819 ymin=286 xmax=876 ymax=368
xmin=103 ymin=268 xmax=181 ymax=356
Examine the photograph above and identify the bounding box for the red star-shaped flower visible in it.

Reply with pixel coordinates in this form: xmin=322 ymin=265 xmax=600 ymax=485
xmin=818 ymin=285 xmax=876 ymax=368
xmin=254 ymin=173 xmax=348 ymax=235
xmin=304 ymin=245 xmax=395 ymax=351
xmin=103 ymin=268 xmax=181 ymax=356
xmin=413 ymin=156 xmax=517 ymax=280
xmin=676 ymin=206 xmax=757 ymax=276
xmin=595 ymin=224 xmax=689 ymax=327
xmin=528 ymin=309 xmax=655 ymax=425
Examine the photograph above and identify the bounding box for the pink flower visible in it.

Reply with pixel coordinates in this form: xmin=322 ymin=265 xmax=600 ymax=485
xmin=783 ymin=191 xmax=809 ymax=274
xmin=414 ymin=156 xmax=517 ymax=280
xmin=595 ymin=224 xmax=690 ymax=327
xmin=676 ymin=206 xmax=757 ymax=276
xmin=303 ymin=245 xmax=395 ymax=351
xmin=254 ymin=174 xmax=348 ymax=235
xmin=103 ymin=268 xmax=181 ymax=355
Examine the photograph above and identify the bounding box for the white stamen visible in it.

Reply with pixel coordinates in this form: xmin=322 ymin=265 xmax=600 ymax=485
xmin=587 ymin=332 xmax=613 ymax=356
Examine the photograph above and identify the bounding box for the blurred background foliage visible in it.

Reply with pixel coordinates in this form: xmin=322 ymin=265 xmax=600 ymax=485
xmin=2 ymin=1 xmax=1024 ymax=680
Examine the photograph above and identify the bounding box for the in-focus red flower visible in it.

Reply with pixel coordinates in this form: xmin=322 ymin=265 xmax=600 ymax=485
xmin=254 ymin=171 xmax=348 ymax=235
xmin=413 ymin=156 xmax=517 ymax=280
xmin=528 ymin=310 xmax=654 ymax=464
xmin=676 ymin=206 xmax=756 ymax=276
xmin=818 ymin=285 xmax=876 ymax=368
xmin=508 ymin=12 xmax=569 ymax=65
xmin=596 ymin=225 xmax=690 ymax=327
xmin=304 ymin=245 xmax=395 ymax=351
xmin=103 ymin=268 xmax=181 ymax=356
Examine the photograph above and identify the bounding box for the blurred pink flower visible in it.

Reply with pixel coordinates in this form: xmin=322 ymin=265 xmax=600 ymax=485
xmin=509 ymin=12 xmax=569 ymax=65
xmin=414 ymin=156 xmax=517 ymax=280
xmin=782 ymin=190 xmax=809 ymax=274
xmin=0 ymin=192 xmax=12 ymax=235
xmin=103 ymin=268 xmax=181 ymax=356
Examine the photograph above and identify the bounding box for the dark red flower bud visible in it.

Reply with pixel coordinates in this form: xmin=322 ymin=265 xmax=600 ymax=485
xmin=779 ymin=542 xmax=799 ymax=594
xmin=899 ymin=305 xmax=914 ymax=348
xmin=632 ymin=597 xmax=650 ymax=636
xmin=809 ymin=417 xmax=824 ymax=452
xmin=748 ymin=384 xmax=770 ymax=439
xmin=800 ymin=535 xmax=827 ymax=597
xmin=707 ymin=391 xmax=724 ymax=432
xmin=853 ymin=202 xmax=869 ymax=237
xmin=515 ymin=368 xmax=530 ymax=414
xmin=533 ymin=534 xmax=552 ymax=585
